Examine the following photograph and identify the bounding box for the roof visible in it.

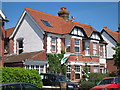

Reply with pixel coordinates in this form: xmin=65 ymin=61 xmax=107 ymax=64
xmin=5 ymin=27 xmax=15 ymax=38
xmin=25 ymin=8 xmax=98 ymax=37
xmin=4 ymin=50 xmax=47 ymax=63
xmin=101 ymin=27 xmax=119 ymax=42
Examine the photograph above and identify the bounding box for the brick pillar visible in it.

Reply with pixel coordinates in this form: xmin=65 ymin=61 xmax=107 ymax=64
xmin=9 ymin=39 xmax=14 ymax=54
xmin=90 ymin=41 xmax=93 ymax=55
xmin=70 ymin=38 xmax=74 ymax=53
xmin=97 ymin=43 xmax=99 ymax=56
xmin=43 ymin=34 xmax=47 ymax=50
xmin=61 ymin=38 xmax=65 ymax=51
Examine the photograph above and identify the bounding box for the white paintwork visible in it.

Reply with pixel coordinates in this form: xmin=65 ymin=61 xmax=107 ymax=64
xmin=10 ymin=10 xmax=44 ymax=39
xmin=71 ymin=28 xmax=84 ymax=36
xmin=57 ymin=37 xmax=61 ymax=53
xmin=0 ymin=9 xmax=6 ymax=20
xmin=14 ymin=13 xmax=44 ymax=53
xmin=101 ymin=31 xmax=116 ymax=59
xmin=47 ymin=36 xmax=52 ymax=53
xmin=91 ymin=33 xmax=100 ymax=40
xmin=70 ymin=61 xmax=100 ymax=66
xmin=99 ymin=58 xmax=106 ymax=64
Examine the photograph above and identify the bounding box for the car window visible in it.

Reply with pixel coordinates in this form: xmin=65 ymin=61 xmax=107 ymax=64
xmin=98 ymin=78 xmax=114 ymax=85
xmin=115 ymin=77 xmax=120 ymax=83
xmin=22 ymin=84 xmax=40 ymax=90
xmin=7 ymin=84 xmax=21 ymax=90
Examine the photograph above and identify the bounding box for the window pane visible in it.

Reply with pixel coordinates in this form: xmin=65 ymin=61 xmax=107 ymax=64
xmin=52 ymin=45 xmax=56 ymax=52
xmin=75 ymin=74 xmax=80 ymax=79
xmin=75 ymin=65 xmax=80 ymax=72
xmin=75 ymin=47 xmax=80 ymax=52
xmin=18 ymin=40 xmax=23 ymax=48
xmin=41 ymin=19 xmax=52 ymax=27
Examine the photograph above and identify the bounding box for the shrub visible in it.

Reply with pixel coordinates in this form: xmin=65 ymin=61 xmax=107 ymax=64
xmin=1 ymin=67 xmax=43 ymax=88
xmin=79 ymin=73 xmax=109 ymax=88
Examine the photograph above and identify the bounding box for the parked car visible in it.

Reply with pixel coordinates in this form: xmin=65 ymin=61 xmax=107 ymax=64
xmin=40 ymin=73 xmax=79 ymax=89
xmin=90 ymin=76 xmax=120 ymax=90
xmin=0 ymin=82 xmax=42 ymax=90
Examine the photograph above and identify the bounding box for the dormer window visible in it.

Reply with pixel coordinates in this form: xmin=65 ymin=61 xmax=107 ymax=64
xmin=71 ymin=27 xmax=84 ymax=36
xmin=41 ymin=19 xmax=52 ymax=27
xmin=91 ymin=33 xmax=100 ymax=40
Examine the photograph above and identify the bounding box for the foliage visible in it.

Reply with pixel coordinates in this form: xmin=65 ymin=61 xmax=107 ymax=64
xmin=1 ymin=67 xmax=43 ymax=88
xmin=80 ymin=73 xmax=109 ymax=88
xmin=112 ymin=42 xmax=120 ymax=76
xmin=47 ymin=50 xmax=67 ymax=75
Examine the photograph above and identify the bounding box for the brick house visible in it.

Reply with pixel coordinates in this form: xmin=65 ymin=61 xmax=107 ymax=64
xmin=0 ymin=9 xmax=9 ymax=66
xmin=5 ymin=7 xmax=107 ymax=81
xmin=101 ymin=26 xmax=120 ymax=73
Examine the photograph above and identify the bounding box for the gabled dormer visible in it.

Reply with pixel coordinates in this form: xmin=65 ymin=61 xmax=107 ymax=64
xmin=70 ymin=26 xmax=86 ymax=37
xmin=90 ymin=32 xmax=101 ymax=40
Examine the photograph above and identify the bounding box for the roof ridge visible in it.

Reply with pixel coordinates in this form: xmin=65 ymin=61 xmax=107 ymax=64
xmin=25 ymin=7 xmax=61 ymax=20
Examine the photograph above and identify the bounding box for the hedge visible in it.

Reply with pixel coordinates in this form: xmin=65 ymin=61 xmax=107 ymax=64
xmin=1 ymin=67 xmax=43 ymax=88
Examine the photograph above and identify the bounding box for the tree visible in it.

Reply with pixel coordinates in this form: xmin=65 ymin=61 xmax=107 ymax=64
xmin=47 ymin=51 xmax=67 ymax=75
xmin=112 ymin=42 xmax=120 ymax=76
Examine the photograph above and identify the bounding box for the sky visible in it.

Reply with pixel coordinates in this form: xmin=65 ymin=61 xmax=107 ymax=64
xmin=2 ymin=2 xmax=119 ymax=32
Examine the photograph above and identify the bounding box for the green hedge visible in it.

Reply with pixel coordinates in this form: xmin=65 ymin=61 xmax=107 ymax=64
xmin=80 ymin=73 xmax=109 ymax=88
xmin=1 ymin=67 xmax=42 ymax=88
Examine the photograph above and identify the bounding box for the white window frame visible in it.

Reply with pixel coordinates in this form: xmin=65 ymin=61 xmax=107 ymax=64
xmin=65 ymin=38 xmax=71 ymax=52
xmin=75 ymin=65 xmax=81 ymax=80
xmin=94 ymin=66 xmax=98 ymax=73
xmin=51 ymin=37 xmax=56 ymax=52
xmin=85 ymin=41 xmax=90 ymax=56
xmin=100 ymin=45 xmax=104 ymax=57
xmin=93 ymin=42 xmax=98 ymax=56
xmin=17 ymin=39 xmax=23 ymax=54
xmin=74 ymin=38 xmax=80 ymax=53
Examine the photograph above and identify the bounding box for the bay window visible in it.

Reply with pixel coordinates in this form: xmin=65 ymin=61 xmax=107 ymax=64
xmin=74 ymin=39 xmax=80 ymax=53
xmin=51 ymin=37 xmax=56 ymax=52
xmin=66 ymin=38 xmax=70 ymax=52
xmin=85 ymin=41 xmax=90 ymax=55
xmin=93 ymin=42 xmax=97 ymax=56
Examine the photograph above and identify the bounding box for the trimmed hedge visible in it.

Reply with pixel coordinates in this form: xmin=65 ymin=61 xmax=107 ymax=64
xmin=80 ymin=73 xmax=109 ymax=88
xmin=1 ymin=67 xmax=43 ymax=88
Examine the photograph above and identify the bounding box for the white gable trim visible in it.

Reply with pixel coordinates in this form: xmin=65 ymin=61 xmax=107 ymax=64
xmin=0 ymin=9 xmax=6 ymax=20
xmin=10 ymin=10 xmax=45 ymax=39
xmin=90 ymin=32 xmax=100 ymax=40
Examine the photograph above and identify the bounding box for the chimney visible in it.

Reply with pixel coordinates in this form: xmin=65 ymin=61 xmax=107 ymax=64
xmin=103 ymin=26 xmax=107 ymax=29
xmin=58 ymin=7 xmax=70 ymax=21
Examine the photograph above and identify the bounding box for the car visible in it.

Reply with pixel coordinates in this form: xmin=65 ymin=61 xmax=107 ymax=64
xmin=0 ymin=82 xmax=42 ymax=90
xmin=40 ymin=73 xmax=79 ymax=89
xmin=90 ymin=76 xmax=120 ymax=90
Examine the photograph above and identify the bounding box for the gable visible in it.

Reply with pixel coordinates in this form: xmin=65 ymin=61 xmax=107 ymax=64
xmin=71 ymin=27 xmax=84 ymax=37
xmin=90 ymin=32 xmax=100 ymax=40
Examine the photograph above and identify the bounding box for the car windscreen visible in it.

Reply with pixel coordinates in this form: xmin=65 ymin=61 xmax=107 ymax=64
xmin=97 ymin=78 xmax=114 ymax=85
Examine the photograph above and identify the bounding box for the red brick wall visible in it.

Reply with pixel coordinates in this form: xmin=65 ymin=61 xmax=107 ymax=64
xmin=106 ymin=59 xmax=117 ymax=72
xmin=9 ymin=39 xmax=14 ymax=54
xmin=90 ymin=41 xmax=93 ymax=55
xmin=70 ymin=38 xmax=74 ymax=53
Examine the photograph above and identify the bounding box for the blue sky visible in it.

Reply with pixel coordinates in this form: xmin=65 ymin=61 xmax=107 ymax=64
xmin=2 ymin=2 xmax=118 ymax=31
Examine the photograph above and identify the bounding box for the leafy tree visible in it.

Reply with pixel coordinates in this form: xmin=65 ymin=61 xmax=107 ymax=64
xmin=112 ymin=42 xmax=120 ymax=76
xmin=47 ymin=51 xmax=67 ymax=75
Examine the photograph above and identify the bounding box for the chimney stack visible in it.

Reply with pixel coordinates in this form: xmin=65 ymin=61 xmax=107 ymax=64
xmin=58 ymin=7 xmax=70 ymax=21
